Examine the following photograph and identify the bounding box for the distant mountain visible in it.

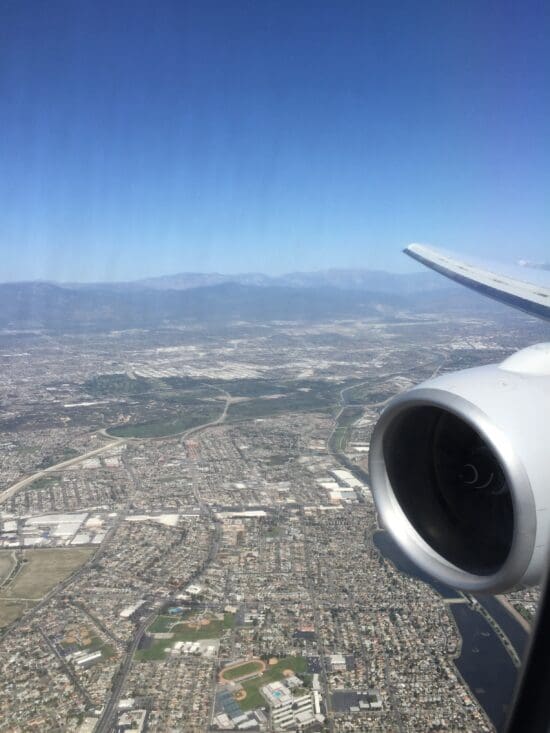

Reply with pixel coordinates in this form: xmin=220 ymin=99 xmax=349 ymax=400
xmin=136 ymin=272 xmax=276 ymax=290
xmin=133 ymin=268 xmax=446 ymax=294
xmin=0 ymin=281 xmax=408 ymax=330
xmin=2 ymin=268 xmax=510 ymax=332
xmin=277 ymin=269 xmax=446 ymax=293
xmin=57 ymin=268 xmax=448 ymax=294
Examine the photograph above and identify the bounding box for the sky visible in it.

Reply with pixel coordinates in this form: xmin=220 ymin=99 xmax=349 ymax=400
xmin=1 ymin=0 xmax=549 ymax=282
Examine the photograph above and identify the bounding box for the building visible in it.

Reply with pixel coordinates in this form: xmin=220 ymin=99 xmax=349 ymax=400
xmin=261 ymin=680 xmax=319 ymax=731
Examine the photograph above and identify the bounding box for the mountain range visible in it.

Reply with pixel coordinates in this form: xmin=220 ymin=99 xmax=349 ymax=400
xmin=0 ymin=268 xmax=504 ymax=331
xmin=62 ymin=268 xmax=447 ymax=294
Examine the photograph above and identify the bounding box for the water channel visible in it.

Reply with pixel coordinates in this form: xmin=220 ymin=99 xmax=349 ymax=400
xmin=374 ymin=530 xmax=530 ymax=731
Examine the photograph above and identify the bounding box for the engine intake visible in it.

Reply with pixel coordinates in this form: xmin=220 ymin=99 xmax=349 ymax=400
xmin=383 ymin=405 xmax=513 ymax=575
xmin=370 ymin=344 xmax=550 ymax=593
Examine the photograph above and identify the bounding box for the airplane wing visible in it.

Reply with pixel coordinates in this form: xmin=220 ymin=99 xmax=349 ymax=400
xmin=405 ymin=243 xmax=550 ymax=321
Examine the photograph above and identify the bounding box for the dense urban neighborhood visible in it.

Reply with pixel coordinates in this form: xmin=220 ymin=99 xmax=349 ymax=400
xmin=0 ymin=303 xmax=543 ymax=731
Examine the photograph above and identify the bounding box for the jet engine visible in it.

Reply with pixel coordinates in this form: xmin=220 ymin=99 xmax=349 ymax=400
xmin=369 ymin=343 xmax=550 ymax=593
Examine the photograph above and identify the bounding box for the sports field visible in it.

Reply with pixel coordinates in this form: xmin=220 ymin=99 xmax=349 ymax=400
xmin=136 ymin=611 xmax=235 ymax=661
xmin=220 ymin=659 xmax=265 ymax=681
xmin=0 ymin=547 xmax=93 ymax=628
xmin=222 ymin=655 xmax=309 ymax=711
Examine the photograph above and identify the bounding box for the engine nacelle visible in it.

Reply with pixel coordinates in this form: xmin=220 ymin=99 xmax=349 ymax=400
xmin=369 ymin=343 xmax=550 ymax=593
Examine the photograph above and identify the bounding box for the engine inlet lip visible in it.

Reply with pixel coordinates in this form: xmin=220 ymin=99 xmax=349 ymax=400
xmin=369 ymin=387 xmax=537 ymax=593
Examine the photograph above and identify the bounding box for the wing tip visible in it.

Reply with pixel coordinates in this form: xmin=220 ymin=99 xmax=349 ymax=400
xmin=403 ymin=242 xmax=426 ymax=254
xmin=403 ymin=243 xmax=427 ymax=260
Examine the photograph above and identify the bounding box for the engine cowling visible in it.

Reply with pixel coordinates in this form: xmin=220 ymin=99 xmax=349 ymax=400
xmin=369 ymin=343 xmax=550 ymax=593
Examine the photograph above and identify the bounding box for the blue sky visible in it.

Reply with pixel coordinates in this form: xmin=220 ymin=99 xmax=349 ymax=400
xmin=1 ymin=0 xmax=549 ymax=281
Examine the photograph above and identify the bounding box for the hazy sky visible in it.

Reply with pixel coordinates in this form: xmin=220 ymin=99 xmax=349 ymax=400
xmin=1 ymin=0 xmax=549 ymax=282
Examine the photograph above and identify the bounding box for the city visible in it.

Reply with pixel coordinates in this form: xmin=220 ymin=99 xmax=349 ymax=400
xmin=0 ymin=305 xmax=543 ymax=732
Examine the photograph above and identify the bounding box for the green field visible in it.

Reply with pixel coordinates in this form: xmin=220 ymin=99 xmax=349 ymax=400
xmin=91 ymin=374 xmax=354 ymax=435
xmin=135 ymin=635 xmax=173 ymax=661
xmin=329 ymin=406 xmax=363 ymax=453
xmin=238 ymin=656 xmax=308 ymax=711
xmin=61 ymin=633 xmax=116 ymax=660
xmin=149 ymin=614 xmax=185 ymax=633
xmin=226 ymin=391 xmax=334 ymax=422
xmin=346 ymin=382 xmax=398 ymax=405
xmin=221 ymin=377 xmax=356 ymax=423
xmin=223 ymin=660 xmax=264 ymax=680
xmin=107 ymin=406 xmax=221 ymax=438
xmin=266 ymin=455 xmax=289 ymax=466
xmin=39 ymin=447 xmax=79 ymax=468
xmin=172 ymin=617 xmax=225 ymax=640
xmin=181 ymin=378 xmax=288 ymax=398
xmin=239 ymin=682 xmax=265 ymax=710
xmin=86 ymin=373 xmax=227 ymax=439
xmin=173 ymin=611 xmax=234 ymax=639
xmin=87 ymin=635 xmax=116 ymax=659
xmin=339 ymin=405 xmax=364 ymax=426
xmin=330 ymin=427 xmax=348 ymax=453
xmin=137 ymin=612 xmax=234 ymax=661
xmin=14 ymin=445 xmax=38 ymax=455
xmin=84 ymin=373 xmax=155 ymax=396
xmin=0 ymin=548 xmax=93 ymax=628
xmin=85 ymin=373 xmax=221 ymax=403
xmin=29 ymin=474 xmax=61 ymax=491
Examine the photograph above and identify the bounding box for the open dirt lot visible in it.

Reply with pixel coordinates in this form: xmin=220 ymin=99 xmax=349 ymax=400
xmin=0 ymin=547 xmax=93 ymax=628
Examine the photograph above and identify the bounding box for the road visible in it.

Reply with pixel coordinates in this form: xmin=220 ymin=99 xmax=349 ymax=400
xmin=300 ymin=508 xmax=334 ymax=733
xmin=94 ymin=612 xmax=156 ymax=733
xmin=95 ymin=496 xmax=222 ymax=731
xmin=0 ymin=497 xmax=128 ymax=643
xmin=37 ymin=625 xmax=94 ymax=707
xmin=0 ymin=438 xmax=125 ymax=506
xmin=177 ymin=384 xmax=232 ymax=442
xmin=0 ymin=385 xmax=234 ymax=509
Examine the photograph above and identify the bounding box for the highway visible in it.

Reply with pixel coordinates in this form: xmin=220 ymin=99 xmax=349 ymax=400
xmin=0 ymin=387 xmax=233 ymax=509
xmin=0 ymin=438 xmax=125 ymax=507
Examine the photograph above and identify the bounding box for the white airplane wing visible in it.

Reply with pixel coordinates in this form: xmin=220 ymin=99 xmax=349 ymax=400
xmin=405 ymin=243 xmax=550 ymax=321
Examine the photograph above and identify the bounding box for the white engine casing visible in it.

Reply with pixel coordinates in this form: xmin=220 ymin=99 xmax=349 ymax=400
xmin=369 ymin=343 xmax=550 ymax=593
